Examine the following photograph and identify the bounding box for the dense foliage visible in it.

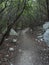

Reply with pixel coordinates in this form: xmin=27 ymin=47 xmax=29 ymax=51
xmin=0 ymin=0 xmax=49 ymax=30
xmin=0 ymin=0 xmax=49 ymax=45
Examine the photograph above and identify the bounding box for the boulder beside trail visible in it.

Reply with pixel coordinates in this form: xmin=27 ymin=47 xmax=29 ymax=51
xmin=10 ymin=29 xmax=19 ymax=36
xmin=43 ymin=22 xmax=49 ymax=31
xmin=43 ymin=29 xmax=49 ymax=46
xmin=2 ymin=28 xmax=19 ymax=36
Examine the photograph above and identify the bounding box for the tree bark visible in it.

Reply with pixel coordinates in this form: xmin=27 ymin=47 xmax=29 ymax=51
xmin=46 ymin=0 xmax=49 ymax=21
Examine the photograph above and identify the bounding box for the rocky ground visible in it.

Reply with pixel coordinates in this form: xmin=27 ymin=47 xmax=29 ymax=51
xmin=0 ymin=27 xmax=49 ymax=65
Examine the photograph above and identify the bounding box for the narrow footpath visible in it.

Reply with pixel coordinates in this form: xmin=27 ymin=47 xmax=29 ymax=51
xmin=14 ymin=30 xmax=44 ymax=65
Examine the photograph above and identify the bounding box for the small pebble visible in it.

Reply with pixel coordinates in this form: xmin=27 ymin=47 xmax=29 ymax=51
xmin=40 ymin=39 xmax=43 ymax=41
xmin=13 ymin=39 xmax=17 ymax=43
xmin=5 ymin=54 xmax=9 ymax=57
xmin=5 ymin=38 xmax=8 ymax=41
xmin=9 ymin=47 xmax=14 ymax=51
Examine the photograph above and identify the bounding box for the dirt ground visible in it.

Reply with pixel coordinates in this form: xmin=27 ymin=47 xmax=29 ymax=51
xmin=0 ymin=28 xmax=49 ymax=65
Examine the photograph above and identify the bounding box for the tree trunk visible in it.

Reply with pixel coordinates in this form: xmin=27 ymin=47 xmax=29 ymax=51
xmin=0 ymin=0 xmax=26 ymax=46
xmin=46 ymin=0 xmax=49 ymax=21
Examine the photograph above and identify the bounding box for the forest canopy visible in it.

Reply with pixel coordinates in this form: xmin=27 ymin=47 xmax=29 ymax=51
xmin=0 ymin=0 xmax=48 ymax=29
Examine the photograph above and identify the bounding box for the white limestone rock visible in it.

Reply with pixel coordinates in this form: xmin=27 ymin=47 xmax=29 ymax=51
xmin=43 ymin=22 xmax=49 ymax=31
xmin=43 ymin=29 xmax=49 ymax=46
xmin=9 ymin=47 xmax=14 ymax=51
xmin=12 ymin=39 xmax=17 ymax=43
xmin=10 ymin=29 xmax=19 ymax=36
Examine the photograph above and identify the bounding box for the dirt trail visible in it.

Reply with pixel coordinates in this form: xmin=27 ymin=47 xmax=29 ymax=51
xmin=14 ymin=30 xmax=43 ymax=65
xmin=0 ymin=29 xmax=49 ymax=65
